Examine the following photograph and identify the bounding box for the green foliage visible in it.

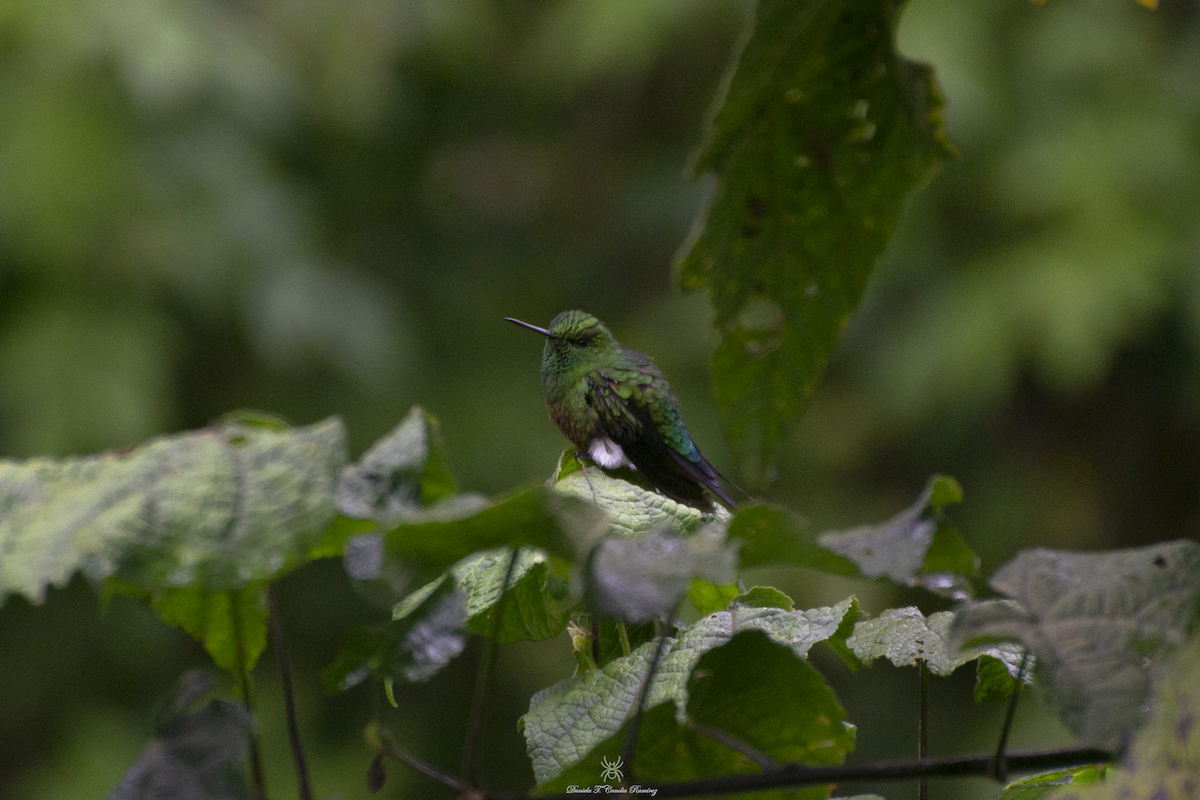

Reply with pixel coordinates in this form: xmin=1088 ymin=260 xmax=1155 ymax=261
xmin=1 ymin=0 xmax=1197 ymax=796
xmin=817 ymin=475 xmax=978 ymax=597
xmin=334 ymin=406 xmax=458 ymax=524
xmin=994 ymin=765 xmax=1105 ymax=800
xmin=734 ymin=476 xmax=978 ymax=598
xmin=1046 ymin=636 xmax=1200 ymax=800
xmin=953 ymin=540 xmax=1200 ymax=749
xmin=847 ymin=606 xmax=1024 ymax=679
xmin=539 ymin=632 xmax=856 ymax=799
xmin=0 ymin=417 xmax=346 ymax=602
xmin=676 ymin=0 xmax=955 ymax=485
xmin=521 ymin=597 xmax=859 ymax=785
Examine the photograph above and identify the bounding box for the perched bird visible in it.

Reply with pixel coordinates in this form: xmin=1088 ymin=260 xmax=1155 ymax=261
xmin=506 ymin=310 xmax=736 ymax=512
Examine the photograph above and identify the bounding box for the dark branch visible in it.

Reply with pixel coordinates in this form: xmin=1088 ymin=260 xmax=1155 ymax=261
xmin=268 ymin=583 xmax=312 ymax=800
xmin=620 ymin=615 xmax=674 ymax=780
xmin=371 ymin=723 xmax=467 ymax=792
xmin=231 ymin=592 xmax=268 ymax=800
xmin=511 ymin=746 xmax=1113 ymax=800
xmin=992 ymin=649 xmax=1031 ymax=782
xmin=461 ymin=547 xmax=521 ymax=783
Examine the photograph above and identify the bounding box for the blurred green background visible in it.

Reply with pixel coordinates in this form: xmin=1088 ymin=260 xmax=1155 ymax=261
xmin=1 ymin=0 xmax=1197 ymax=797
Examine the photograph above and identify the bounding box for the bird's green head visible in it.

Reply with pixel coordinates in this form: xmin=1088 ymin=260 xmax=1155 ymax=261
xmin=506 ymin=310 xmax=621 ymax=396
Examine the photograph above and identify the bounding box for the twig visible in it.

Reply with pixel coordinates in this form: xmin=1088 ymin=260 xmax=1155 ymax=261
xmin=688 ymin=720 xmax=778 ymax=769
xmin=620 ymin=616 xmax=674 ymax=781
xmin=461 ymin=548 xmax=521 ymax=783
xmin=992 ymin=649 xmax=1031 ymax=782
xmin=371 ymin=723 xmax=467 ymax=792
xmin=918 ymin=658 xmax=928 ymax=800
xmin=268 ymin=583 xmax=312 ymax=800
xmin=512 ymin=746 xmax=1113 ymax=800
xmin=231 ymin=592 xmax=268 ymax=800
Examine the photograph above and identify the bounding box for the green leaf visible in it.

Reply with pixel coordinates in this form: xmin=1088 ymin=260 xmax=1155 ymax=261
xmin=731 ymin=586 xmax=794 ymax=611
xmin=993 ymin=764 xmax=1104 ymax=800
xmin=522 ymin=596 xmax=858 ymax=784
xmin=587 ymin=523 xmax=739 ymax=623
xmin=848 ymin=606 xmax=1025 ymax=678
xmin=335 ymin=405 xmax=457 ymax=524
xmin=1045 ymin=635 xmax=1199 ymax=799
xmin=976 ymin=653 xmax=1022 ymax=703
xmin=688 ymin=579 xmax=743 ymax=616
xmin=327 ymin=547 xmax=572 ymax=688
xmin=539 ymin=631 xmax=855 ymax=800
xmin=730 ymin=503 xmax=858 ymax=574
xmin=379 ymin=484 xmax=591 ymax=577
xmin=378 ymin=462 xmax=721 ymax=582
xmin=951 ymin=540 xmax=1200 ymax=749
xmin=147 ymin=584 xmax=269 ymax=676
xmin=450 ymin=547 xmax=572 ymax=642
xmin=0 ymin=417 xmax=346 ymax=602
xmin=732 ymin=478 xmax=976 ymax=598
xmin=817 ymin=478 xmax=977 ymax=597
xmin=553 ymin=462 xmax=725 ymax=539
xmin=676 ymin=0 xmax=954 ymax=484
xmin=110 ymin=697 xmax=253 ymax=800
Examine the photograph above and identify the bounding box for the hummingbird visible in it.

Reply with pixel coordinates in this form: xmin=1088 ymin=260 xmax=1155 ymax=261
xmin=506 ymin=310 xmax=736 ymax=512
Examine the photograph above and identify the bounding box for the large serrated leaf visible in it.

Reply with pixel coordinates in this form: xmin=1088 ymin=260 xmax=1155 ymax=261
xmin=539 ymin=631 xmax=855 ymax=800
xmin=554 ymin=462 xmax=725 ymax=538
xmin=326 ymin=546 xmax=572 ymax=688
xmin=818 ymin=476 xmax=977 ymax=597
xmin=951 ymin=540 xmax=1200 ymax=749
xmin=335 ymin=405 xmax=457 ymax=524
xmin=0 ymin=418 xmax=346 ymax=603
xmin=675 ymin=0 xmax=954 ymax=484
xmin=734 ymin=477 xmax=977 ymax=598
xmin=1044 ymin=635 xmax=1200 ymax=799
xmin=847 ymin=606 xmax=1025 ymax=679
xmin=522 ymin=596 xmax=858 ymax=784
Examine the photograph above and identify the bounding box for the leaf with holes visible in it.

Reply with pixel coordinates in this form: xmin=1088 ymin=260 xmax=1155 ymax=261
xmin=676 ymin=0 xmax=955 ymax=485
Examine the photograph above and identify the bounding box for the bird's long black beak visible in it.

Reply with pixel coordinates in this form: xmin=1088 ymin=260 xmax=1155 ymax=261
xmin=505 ymin=317 xmax=552 ymax=337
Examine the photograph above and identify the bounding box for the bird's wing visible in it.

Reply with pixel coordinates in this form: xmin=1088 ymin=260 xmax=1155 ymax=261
xmin=589 ymin=370 xmax=736 ymax=511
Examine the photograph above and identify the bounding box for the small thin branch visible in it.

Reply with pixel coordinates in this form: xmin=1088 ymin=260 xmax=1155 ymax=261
xmin=372 ymin=723 xmax=466 ymax=792
xmin=513 ymin=746 xmax=1113 ymax=800
xmin=231 ymin=593 xmax=268 ymax=800
xmin=621 ymin=615 xmax=674 ymax=781
xmin=688 ymin=720 xmax=778 ymax=770
xmin=461 ymin=547 xmax=521 ymax=783
xmin=992 ymin=649 xmax=1031 ymax=782
xmin=268 ymin=583 xmax=312 ymax=800
xmin=918 ymin=658 xmax=929 ymax=800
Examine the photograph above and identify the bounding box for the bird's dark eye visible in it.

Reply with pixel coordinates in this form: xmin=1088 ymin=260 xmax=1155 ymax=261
xmin=572 ymin=337 xmax=589 ymax=348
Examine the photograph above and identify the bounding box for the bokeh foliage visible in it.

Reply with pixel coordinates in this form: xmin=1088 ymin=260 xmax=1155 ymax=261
xmin=1 ymin=0 xmax=1199 ymax=797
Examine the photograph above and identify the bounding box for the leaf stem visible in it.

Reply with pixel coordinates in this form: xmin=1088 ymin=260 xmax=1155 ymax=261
xmin=621 ymin=613 xmax=675 ymax=782
xmin=370 ymin=722 xmax=466 ymax=792
xmin=918 ymin=658 xmax=928 ymax=800
xmin=688 ymin=720 xmax=778 ymax=769
xmin=617 ymin=621 xmax=632 ymax=657
xmin=460 ymin=547 xmax=520 ymax=783
xmin=268 ymin=583 xmax=312 ymax=800
xmin=991 ymin=649 xmax=1031 ymax=782
xmin=231 ymin=592 xmax=269 ymax=800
